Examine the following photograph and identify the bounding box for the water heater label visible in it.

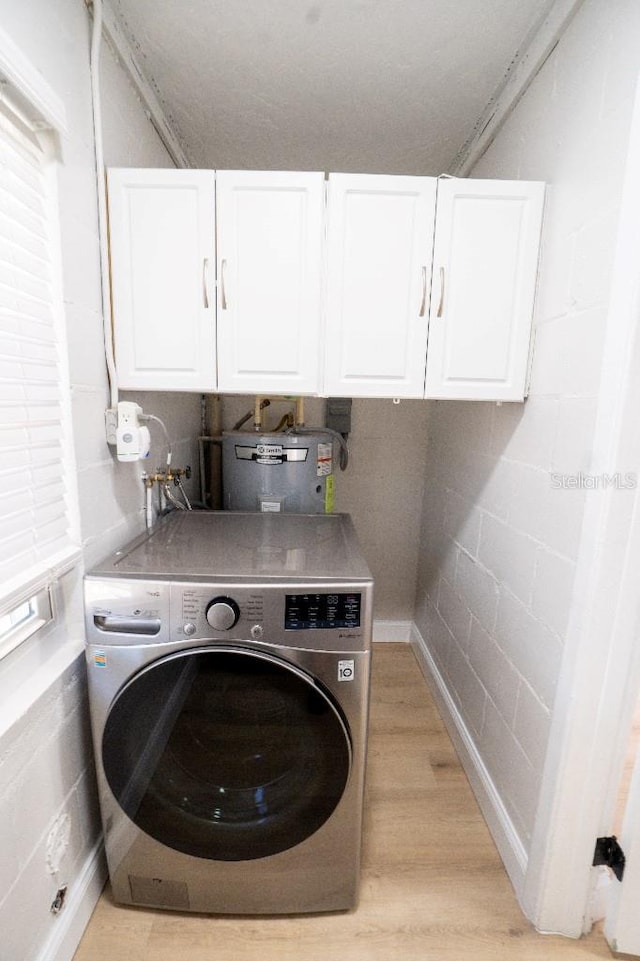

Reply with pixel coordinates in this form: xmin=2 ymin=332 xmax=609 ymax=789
xmin=317 ymin=443 xmax=333 ymax=476
xmin=255 ymin=443 xmax=283 ymax=464
xmin=260 ymin=501 xmax=282 ymax=513
xmin=234 ymin=443 xmax=313 ymax=466
xmin=325 ymin=474 xmax=335 ymax=513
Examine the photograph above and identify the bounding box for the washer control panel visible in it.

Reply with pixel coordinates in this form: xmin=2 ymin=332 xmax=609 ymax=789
xmin=284 ymin=593 xmax=361 ymax=630
xmin=177 ymin=586 xmax=265 ymax=640
xmin=84 ymin=578 xmax=371 ymax=652
xmin=171 ymin=583 xmax=369 ymax=650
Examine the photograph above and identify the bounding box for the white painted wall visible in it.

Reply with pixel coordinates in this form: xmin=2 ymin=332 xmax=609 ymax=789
xmin=0 ymin=2 xmax=201 ymax=959
xmin=413 ymin=0 xmax=640 ymax=901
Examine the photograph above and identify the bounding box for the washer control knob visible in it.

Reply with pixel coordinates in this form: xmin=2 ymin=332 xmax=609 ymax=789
xmin=205 ymin=596 xmax=240 ymax=631
xmin=251 ymin=624 xmax=264 ymax=639
xmin=183 ymin=622 xmax=196 ymax=636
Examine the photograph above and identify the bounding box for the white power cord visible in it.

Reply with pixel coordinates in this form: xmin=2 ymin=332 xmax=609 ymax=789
xmin=139 ymin=413 xmax=172 ymax=467
xmin=89 ymin=0 xmax=118 ymax=410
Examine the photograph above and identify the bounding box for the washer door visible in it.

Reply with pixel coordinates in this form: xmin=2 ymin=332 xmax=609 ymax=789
xmin=102 ymin=648 xmax=352 ymax=861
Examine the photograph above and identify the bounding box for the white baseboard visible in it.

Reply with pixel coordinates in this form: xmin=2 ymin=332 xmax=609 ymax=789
xmin=39 ymin=839 xmax=107 ymax=961
xmin=372 ymin=619 xmax=413 ymax=642
xmin=410 ymin=623 xmax=528 ymax=898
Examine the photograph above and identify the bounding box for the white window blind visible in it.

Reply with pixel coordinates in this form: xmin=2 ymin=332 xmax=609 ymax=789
xmin=0 ymin=102 xmax=79 ymax=613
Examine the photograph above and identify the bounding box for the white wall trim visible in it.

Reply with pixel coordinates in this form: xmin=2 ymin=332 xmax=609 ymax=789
xmin=410 ymin=624 xmax=529 ymax=895
xmin=0 ymin=23 xmax=66 ymax=131
xmin=36 ymin=839 xmax=106 ymax=961
xmin=98 ymin=0 xmax=191 ymax=167
xmin=372 ymin=619 xmax=413 ymax=642
xmin=450 ymin=0 xmax=584 ymax=176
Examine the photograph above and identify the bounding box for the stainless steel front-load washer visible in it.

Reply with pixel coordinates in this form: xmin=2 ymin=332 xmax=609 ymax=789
xmin=84 ymin=511 xmax=373 ymax=915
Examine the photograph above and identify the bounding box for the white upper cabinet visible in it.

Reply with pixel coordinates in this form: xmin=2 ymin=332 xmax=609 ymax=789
xmin=107 ymin=168 xmax=217 ymax=391
xmin=323 ymin=174 xmax=437 ymax=398
xmin=424 ymin=178 xmax=545 ymax=401
xmin=107 ymin=169 xmax=544 ymax=402
xmin=215 ymin=170 xmax=325 ymax=395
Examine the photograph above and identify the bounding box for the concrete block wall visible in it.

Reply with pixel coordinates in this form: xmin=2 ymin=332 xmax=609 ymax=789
xmin=414 ymin=0 xmax=640 ymax=859
xmin=333 ymin=400 xmax=430 ymax=622
xmin=0 ymin=1 xmax=201 ymax=958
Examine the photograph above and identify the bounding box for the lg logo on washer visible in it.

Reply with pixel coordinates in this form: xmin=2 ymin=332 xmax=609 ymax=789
xmin=338 ymin=659 xmax=355 ymax=681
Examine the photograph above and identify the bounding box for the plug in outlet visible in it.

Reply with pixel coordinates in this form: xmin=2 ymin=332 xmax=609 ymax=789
xmin=116 ymin=401 xmax=144 ymax=462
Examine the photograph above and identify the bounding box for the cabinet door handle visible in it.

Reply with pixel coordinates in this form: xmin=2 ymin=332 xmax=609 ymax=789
xmin=203 ymin=257 xmax=210 ymax=309
xmin=221 ymin=258 xmax=228 ymax=310
xmin=419 ymin=265 xmax=427 ymax=317
xmin=437 ymin=266 xmax=445 ymax=317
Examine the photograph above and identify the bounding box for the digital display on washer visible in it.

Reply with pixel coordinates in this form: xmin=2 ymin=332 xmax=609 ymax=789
xmin=284 ymin=593 xmax=361 ymax=630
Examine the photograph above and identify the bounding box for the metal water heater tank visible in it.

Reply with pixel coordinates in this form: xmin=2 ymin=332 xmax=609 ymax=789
xmin=222 ymin=431 xmax=335 ymax=513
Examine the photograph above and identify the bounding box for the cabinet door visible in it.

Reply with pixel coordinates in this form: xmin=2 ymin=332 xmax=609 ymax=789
xmin=107 ymin=169 xmax=217 ymax=391
xmin=424 ymin=178 xmax=545 ymax=401
xmin=324 ymin=174 xmax=437 ymax=398
xmin=216 ymin=171 xmax=325 ymax=395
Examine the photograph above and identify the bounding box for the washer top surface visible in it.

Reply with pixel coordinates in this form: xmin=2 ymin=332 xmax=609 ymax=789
xmin=88 ymin=511 xmax=372 ymax=583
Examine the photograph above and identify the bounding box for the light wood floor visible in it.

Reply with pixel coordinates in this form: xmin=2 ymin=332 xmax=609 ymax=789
xmin=73 ymin=643 xmax=612 ymax=961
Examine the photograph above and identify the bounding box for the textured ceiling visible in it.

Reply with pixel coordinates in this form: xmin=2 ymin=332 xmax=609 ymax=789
xmin=111 ymin=0 xmax=556 ymax=174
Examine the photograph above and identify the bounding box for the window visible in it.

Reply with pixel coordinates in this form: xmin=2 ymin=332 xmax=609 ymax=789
xmin=0 ymin=27 xmax=79 ymax=660
xmin=0 ymin=587 xmax=53 ymax=660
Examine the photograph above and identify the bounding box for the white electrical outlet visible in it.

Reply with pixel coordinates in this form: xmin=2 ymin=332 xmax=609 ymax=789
xmin=116 ymin=401 xmax=144 ymax=462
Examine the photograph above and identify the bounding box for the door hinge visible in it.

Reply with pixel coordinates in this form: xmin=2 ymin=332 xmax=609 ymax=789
xmin=593 ymin=836 xmax=626 ymax=882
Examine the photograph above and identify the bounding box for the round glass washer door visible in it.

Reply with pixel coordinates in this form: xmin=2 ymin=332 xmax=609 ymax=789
xmin=102 ymin=647 xmax=352 ymax=861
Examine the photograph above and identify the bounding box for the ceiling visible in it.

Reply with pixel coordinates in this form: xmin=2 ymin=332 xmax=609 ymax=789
xmin=110 ymin=0 xmax=557 ymax=175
